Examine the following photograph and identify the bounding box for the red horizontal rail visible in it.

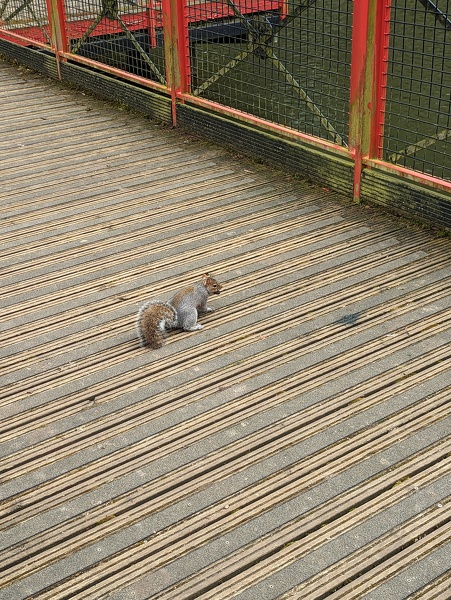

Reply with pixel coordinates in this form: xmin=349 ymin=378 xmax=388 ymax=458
xmin=58 ymin=51 xmax=168 ymax=92
xmin=0 ymin=27 xmax=51 ymax=48
xmin=364 ymin=159 xmax=451 ymax=195
xmin=178 ymin=93 xmax=350 ymax=156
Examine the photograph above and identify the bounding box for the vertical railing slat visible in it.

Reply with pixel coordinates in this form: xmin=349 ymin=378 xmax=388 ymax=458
xmin=349 ymin=0 xmax=371 ymax=202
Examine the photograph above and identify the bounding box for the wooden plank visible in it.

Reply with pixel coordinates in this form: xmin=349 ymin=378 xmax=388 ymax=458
xmin=0 ymin=59 xmax=450 ymax=600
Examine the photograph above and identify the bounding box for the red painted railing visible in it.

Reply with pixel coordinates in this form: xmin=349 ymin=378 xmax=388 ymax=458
xmin=1 ymin=0 xmax=450 ymax=198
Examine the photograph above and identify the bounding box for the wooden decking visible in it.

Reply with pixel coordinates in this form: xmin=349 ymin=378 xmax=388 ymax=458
xmin=0 ymin=59 xmax=450 ymax=600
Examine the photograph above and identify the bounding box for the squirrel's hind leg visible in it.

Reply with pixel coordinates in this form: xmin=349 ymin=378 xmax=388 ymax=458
xmin=180 ymin=308 xmax=203 ymax=331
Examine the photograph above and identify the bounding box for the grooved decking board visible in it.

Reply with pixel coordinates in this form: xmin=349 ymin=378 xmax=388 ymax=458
xmin=1 ymin=59 xmax=450 ymax=600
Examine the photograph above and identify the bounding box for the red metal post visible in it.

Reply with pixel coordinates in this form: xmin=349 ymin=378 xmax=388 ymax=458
xmin=48 ymin=0 xmax=70 ymax=78
xmin=175 ymin=0 xmax=190 ymax=96
xmin=349 ymin=0 xmax=391 ymax=201
xmin=161 ymin=0 xmax=191 ymax=125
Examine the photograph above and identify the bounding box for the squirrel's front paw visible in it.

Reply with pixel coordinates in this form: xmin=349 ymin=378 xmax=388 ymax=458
xmin=205 ymin=307 xmax=215 ymax=313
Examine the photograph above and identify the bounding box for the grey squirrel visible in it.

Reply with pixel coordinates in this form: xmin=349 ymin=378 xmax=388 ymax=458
xmin=137 ymin=273 xmax=222 ymax=348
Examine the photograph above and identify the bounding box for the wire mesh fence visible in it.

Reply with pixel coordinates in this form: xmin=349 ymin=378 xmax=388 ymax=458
xmin=0 ymin=0 xmax=52 ymax=46
xmin=384 ymin=0 xmax=451 ymax=181
xmin=1 ymin=0 xmax=450 ymax=186
xmin=64 ymin=0 xmax=167 ymax=84
xmin=188 ymin=0 xmax=353 ymax=147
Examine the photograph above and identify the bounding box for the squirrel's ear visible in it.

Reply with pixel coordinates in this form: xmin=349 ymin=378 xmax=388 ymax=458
xmin=202 ymin=273 xmax=210 ymax=280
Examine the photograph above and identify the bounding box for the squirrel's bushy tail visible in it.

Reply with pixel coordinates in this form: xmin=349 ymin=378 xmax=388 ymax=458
xmin=137 ymin=301 xmax=178 ymax=348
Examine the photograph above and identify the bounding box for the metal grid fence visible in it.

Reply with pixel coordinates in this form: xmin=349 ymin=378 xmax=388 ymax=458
xmin=1 ymin=0 xmax=450 ymax=189
xmin=0 ymin=0 xmax=52 ymax=46
xmin=384 ymin=0 xmax=451 ymax=181
xmin=63 ymin=0 xmax=167 ymax=84
xmin=188 ymin=0 xmax=353 ymax=147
